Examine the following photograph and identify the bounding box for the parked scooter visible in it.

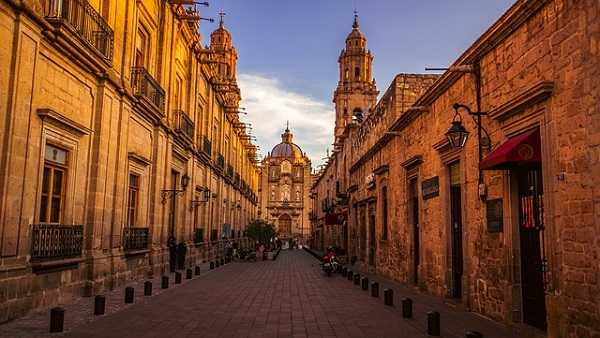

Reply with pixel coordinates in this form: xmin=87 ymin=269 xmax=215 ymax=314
xmin=321 ymin=249 xmax=338 ymax=277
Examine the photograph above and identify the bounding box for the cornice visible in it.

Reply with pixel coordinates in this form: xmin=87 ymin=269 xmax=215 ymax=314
xmin=489 ymin=81 xmax=554 ymax=121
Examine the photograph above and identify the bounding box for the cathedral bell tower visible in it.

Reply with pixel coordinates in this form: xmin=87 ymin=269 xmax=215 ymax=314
xmin=209 ymin=12 xmax=241 ymax=111
xmin=333 ymin=13 xmax=378 ymax=140
xmin=210 ymin=12 xmax=238 ymax=81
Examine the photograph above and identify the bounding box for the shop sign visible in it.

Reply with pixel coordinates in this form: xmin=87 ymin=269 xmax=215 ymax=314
xmin=486 ymin=199 xmax=503 ymax=233
xmin=421 ymin=176 xmax=439 ymax=200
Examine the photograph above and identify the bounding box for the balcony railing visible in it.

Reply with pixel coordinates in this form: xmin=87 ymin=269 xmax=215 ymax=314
xmin=202 ymin=136 xmax=212 ymax=156
xmin=43 ymin=0 xmax=114 ymax=62
xmin=31 ymin=224 xmax=84 ymax=260
xmin=226 ymin=164 xmax=234 ymax=179
xmin=175 ymin=110 xmax=194 ymax=141
xmin=217 ymin=154 xmax=225 ymax=170
xmin=234 ymin=173 xmax=240 ymax=186
xmin=123 ymin=227 xmax=149 ymax=251
xmin=131 ymin=67 xmax=165 ymax=114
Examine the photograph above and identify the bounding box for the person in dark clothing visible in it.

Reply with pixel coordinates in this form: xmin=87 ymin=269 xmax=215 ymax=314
xmin=167 ymin=236 xmax=177 ymax=272
xmin=177 ymin=242 xmax=187 ymax=270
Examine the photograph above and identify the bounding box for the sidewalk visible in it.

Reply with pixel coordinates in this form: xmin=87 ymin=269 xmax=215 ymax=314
xmin=0 ymin=259 xmax=228 ymax=337
xmin=304 ymin=247 xmax=517 ymax=338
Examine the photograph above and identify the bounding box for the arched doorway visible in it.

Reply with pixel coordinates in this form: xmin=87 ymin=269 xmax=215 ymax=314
xmin=278 ymin=214 xmax=292 ymax=238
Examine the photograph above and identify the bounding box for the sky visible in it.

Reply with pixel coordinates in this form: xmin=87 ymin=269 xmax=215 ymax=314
xmin=199 ymin=0 xmax=515 ymax=168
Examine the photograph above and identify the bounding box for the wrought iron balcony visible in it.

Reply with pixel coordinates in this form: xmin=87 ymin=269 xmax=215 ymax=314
xmin=217 ymin=154 xmax=225 ymax=170
xmin=123 ymin=227 xmax=149 ymax=251
xmin=202 ymin=136 xmax=212 ymax=156
xmin=31 ymin=224 xmax=84 ymax=260
xmin=234 ymin=173 xmax=240 ymax=186
xmin=175 ymin=110 xmax=194 ymax=141
xmin=131 ymin=67 xmax=166 ymax=115
xmin=42 ymin=0 xmax=114 ymax=62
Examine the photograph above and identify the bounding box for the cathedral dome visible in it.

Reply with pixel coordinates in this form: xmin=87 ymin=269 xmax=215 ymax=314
xmin=270 ymin=127 xmax=304 ymax=159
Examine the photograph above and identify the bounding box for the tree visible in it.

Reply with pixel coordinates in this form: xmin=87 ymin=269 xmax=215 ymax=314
xmin=245 ymin=219 xmax=277 ymax=245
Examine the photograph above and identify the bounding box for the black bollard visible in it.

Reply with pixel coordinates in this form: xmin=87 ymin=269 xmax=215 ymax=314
xmin=220 ymin=258 xmax=224 ymax=265
xmin=427 ymin=311 xmax=441 ymax=336
xmin=94 ymin=295 xmax=105 ymax=315
xmin=210 ymin=261 xmax=215 ymax=269
xmin=49 ymin=307 xmax=64 ymax=333
xmin=186 ymin=268 xmax=192 ymax=279
xmin=161 ymin=276 xmax=169 ymax=289
xmin=216 ymin=260 xmax=220 ymax=268
xmin=361 ymin=277 xmax=369 ymax=290
xmin=371 ymin=282 xmax=379 ymax=297
xmin=465 ymin=332 xmax=483 ymax=338
xmin=125 ymin=287 xmax=134 ymax=304
xmin=383 ymin=288 xmax=394 ymax=306
xmin=401 ymin=298 xmax=413 ymax=318
xmin=144 ymin=281 xmax=152 ymax=296
xmin=195 ymin=266 xmax=201 ymax=275
xmin=353 ymin=274 xmax=360 ymax=285
xmin=175 ymin=272 xmax=182 ymax=284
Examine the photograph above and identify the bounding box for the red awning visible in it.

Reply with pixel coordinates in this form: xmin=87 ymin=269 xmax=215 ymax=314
xmin=480 ymin=129 xmax=541 ymax=170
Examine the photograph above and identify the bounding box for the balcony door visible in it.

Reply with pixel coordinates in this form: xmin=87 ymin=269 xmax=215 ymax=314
xmin=449 ymin=162 xmax=463 ymax=299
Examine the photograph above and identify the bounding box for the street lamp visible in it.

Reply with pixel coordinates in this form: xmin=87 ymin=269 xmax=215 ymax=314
xmin=161 ymin=174 xmax=190 ymax=204
xmin=190 ymin=187 xmax=211 ymax=210
xmin=445 ymin=111 xmax=469 ymax=149
xmin=446 ymin=103 xmax=490 ymax=153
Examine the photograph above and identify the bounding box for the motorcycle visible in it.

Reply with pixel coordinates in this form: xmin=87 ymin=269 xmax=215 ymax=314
xmin=321 ymin=254 xmax=337 ymax=277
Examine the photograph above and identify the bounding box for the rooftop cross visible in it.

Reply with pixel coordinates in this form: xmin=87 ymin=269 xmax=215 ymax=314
xmin=218 ymin=10 xmax=226 ymax=28
xmin=353 ymin=9 xmax=359 ymax=29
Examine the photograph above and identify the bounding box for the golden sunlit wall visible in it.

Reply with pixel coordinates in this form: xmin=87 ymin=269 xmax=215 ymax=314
xmin=0 ymin=0 xmax=259 ymax=322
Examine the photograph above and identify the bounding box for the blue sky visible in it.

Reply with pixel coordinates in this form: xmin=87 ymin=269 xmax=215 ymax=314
xmin=199 ymin=0 xmax=515 ymax=167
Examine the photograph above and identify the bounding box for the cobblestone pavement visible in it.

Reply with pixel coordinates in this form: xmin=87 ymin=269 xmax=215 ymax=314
xmin=1 ymin=250 xmax=514 ymax=338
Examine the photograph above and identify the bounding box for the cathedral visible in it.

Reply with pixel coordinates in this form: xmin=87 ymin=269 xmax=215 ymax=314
xmin=258 ymin=126 xmax=313 ymax=241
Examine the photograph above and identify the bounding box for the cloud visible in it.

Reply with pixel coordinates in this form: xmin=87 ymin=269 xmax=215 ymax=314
xmin=238 ymin=73 xmax=334 ymax=169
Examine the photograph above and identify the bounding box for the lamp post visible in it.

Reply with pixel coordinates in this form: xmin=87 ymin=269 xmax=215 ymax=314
xmin=445 ymin=103 xmax=492 ymax=199
xmin=445 ymin=103 xmax=490 ymax=161
xmin=161 ymin=174 xmax=190 ymax=204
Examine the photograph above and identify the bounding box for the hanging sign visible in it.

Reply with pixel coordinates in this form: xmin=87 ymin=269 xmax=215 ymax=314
xmin=486 ymin=199 xmax=503 ymax=233
xmin=421 ymin=176 xmax=440 ymax=200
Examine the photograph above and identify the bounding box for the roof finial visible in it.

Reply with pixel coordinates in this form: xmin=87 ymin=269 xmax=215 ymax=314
xmin=218 ymin=10 xmax=226 ymax=28
xmin=286 ymin=120 xmax=290 ymax=132
xmin=353 ymin=9 xmax=359 ymax=29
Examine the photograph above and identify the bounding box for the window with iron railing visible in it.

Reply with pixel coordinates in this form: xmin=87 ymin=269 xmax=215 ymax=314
xmin=131 ymin=67 xmax=165 ymax=114
xmin=42 ymin=0 xmax=114 ymax=62
xmin=217 ymin=154 xmax=225 ymax=169
xmin=31 ymin=224 xmax=83 ymax=260
xmin=123 ymin=227 xmax=149 ymax=251
xmin=226 ymin=164 xmax=234 ymax=178
xmin=175 ymin=110 xmax=194 ymax=141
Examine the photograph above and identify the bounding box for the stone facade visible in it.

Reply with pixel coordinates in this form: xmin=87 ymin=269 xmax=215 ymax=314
xmin=0 ymin=0 xmax=259 ymax=322
xmin=258 ymin=127 xmax=312 ymax=241
xmin=312 ymin=1 xmax=600 ymax=337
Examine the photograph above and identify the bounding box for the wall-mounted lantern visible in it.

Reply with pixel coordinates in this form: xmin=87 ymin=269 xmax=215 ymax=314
xmin=161 ymin=174 xmax=190 ymax=204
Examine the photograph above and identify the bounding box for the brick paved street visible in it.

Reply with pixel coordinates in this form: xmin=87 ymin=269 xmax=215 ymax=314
xmin=1 ymin=250 xmax=514 ymax=338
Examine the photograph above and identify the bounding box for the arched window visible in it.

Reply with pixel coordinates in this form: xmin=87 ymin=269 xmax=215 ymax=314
xmin=344 ymin=68 xmax=349 ymax=81
xmin=355 ymin=67 xmax=360 ymax=79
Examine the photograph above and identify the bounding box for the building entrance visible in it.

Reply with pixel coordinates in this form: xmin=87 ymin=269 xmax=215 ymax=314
xmin=517 ymin=167 xmax=547 ymax=331
xmin=449 ymin=162 xmax=463 ymax=299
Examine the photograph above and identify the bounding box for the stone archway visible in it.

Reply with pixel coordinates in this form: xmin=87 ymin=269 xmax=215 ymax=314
xmin=278 ymin=214 xmax=292 ymax=238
